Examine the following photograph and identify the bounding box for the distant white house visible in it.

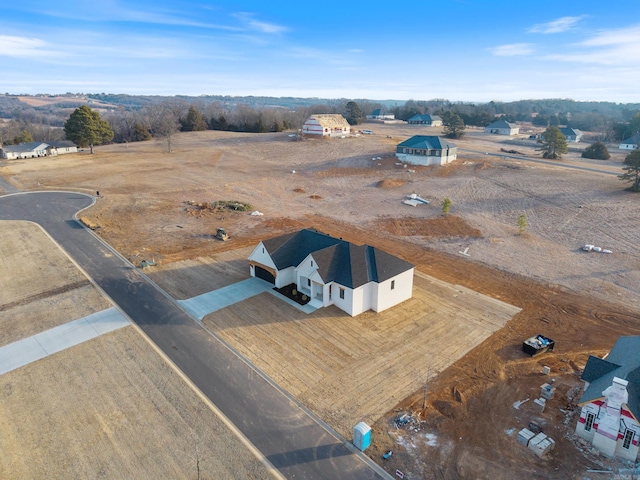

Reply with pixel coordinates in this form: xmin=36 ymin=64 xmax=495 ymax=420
xmin=575 ymin=336 xmax=640 ymax=462
xmin=1 ymin=141 xmax=78 ymax=160
xmin=366 ymin=109 xmax=395 ymax=121
xmin=1 ymin=142 xmax=50 ymax=160
xmin=395 ymin=135 xmax=457 ymax=166
xmin=407 ymin=114 xmax=442 ymax=127
xmin=559 ymin=127 xmax=583 ymax=143
xmin=46 ymin=141 xmax=78 ymax=156
xmin=302 ymin=114 xmax=351 ymax=137
xmin=619 ymin=134 xmax=640 ymax=150
xmin=247 ymin=228 xmax=415 ymax=317
xmin=484 ymin=119 xmax=519 ymax=135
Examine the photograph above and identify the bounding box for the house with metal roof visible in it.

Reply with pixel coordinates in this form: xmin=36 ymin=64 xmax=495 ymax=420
xmin=559 ymin=127 xmax=583 ymax=143
xmin=575 ymin=335 xmax=640 ymax=461
xmin=395 ymin=135 xmax=457 ymax=166
xmin=1 ymin=142 xmax=50 ymax=160
xmin=366 ymin=109 xmax=395 ymax=121
xmin=301 ymin=114 xmax=351 ymax=137
xmin=247 ymin=228 xmax=415 ymax=316
xmin=407 ymin=114 xmax=442 ymax=126
xmin=483 ymin=119 xmax=519 ymax=135
xmin=619 ymin=134 xmax=640 ymax=150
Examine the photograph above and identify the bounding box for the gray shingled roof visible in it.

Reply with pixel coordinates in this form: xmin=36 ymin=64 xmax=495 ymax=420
xmin=579 ymin=335 xmax=640 ymax=418
xmin=48 ymin=140 xmax=77 ymax=148
xmin=486 ymin=119 xmax=517 ymax=129
xmin=261 ymin=228 xmax=414 ymax=288
xmin=2 ymin=142 xmax=49 ymax=153
xmin=408 ymin=114 xmax=441 ymax=122
xmin=621 ymin=134 xmax=640 ymax=144
xmin=560 ymin=127 xmax=582 ymax=137
xmin=396 ymin=135 xmax=456 ymax=150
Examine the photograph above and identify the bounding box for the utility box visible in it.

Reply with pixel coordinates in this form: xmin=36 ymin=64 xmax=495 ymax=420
xmin=353 ymin=422 xmax=371 ymax=452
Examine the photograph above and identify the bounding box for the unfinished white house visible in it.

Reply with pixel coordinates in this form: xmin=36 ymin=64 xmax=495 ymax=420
xmin=247 ymin=228 xmax=415 ymax=317
xmin=484 ymin=119 xmax=519 ymax=135
xmin=301 ymin=114 xmax=351 ymax=137
xmin=407 ymin=114 xmax=442 ymax=127
xmin=575 ymin=336 xmax=640 ymax=462
xmin=395 ymin=135 xmax=457 ymax=166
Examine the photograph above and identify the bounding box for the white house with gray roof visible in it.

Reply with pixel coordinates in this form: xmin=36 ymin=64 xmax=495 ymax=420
xmin=619 ymin=134 xmax=640 ymax=150
xmin=484 ymin=119 xmax=519 ymax=135
xmin=1 ymin=142 xmax=50 ymax=160
xmin=395 ymin=135 xmax=457 ymax=166
xmin=575 ymin=335 xmax=640 ymax=461
xmin=559 ymin=127 xmax=583 ymax=143
xmin=407 ymin=114 xmax=442 ymax=126
xmin=248 ymin=228 xmax=414 ymax=316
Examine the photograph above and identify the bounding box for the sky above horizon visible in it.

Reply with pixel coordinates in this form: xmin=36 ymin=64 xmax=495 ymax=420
xmin=3 ymin=1 xmax=640 ymax=103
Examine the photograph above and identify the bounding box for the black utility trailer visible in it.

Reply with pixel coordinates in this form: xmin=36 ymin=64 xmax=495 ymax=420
xmin=522 ymin=334 xmax=555 ymax=356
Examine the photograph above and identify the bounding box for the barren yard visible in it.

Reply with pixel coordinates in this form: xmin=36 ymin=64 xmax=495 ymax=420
xmin=2 ymin=124 xmax=640 ymax=479
xmin=0 ymin=222 xmax=274 ymax=479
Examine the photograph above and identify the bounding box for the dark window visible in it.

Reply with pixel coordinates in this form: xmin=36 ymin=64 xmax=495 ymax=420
xmin=585 ymin=412 xmax=595 ymax=432
xmin=339 ymin=288 xmax=345 ymax=299
xmin=622 ymin=428 xmax=634 ymax=449
xmin=307 ymin=278 xmax=311 ymax=287
xmin=391 ymin=280 xmax=395 ymax=290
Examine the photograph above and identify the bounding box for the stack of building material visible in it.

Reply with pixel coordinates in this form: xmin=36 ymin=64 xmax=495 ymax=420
xmin=528 ymin=432 xmax=555 ymax=457
xmin=517 ymin=428 xmax=535 ymax=447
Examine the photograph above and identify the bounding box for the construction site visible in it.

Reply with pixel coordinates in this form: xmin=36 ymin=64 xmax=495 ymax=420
xmin=1 ymin=122 xmax=639 ymax=479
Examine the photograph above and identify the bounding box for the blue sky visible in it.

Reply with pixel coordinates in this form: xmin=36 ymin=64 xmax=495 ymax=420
xmin=3 ymin=0 xmax=640 ymax=103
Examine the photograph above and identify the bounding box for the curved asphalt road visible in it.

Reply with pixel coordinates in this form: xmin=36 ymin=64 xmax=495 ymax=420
xmin=0 ymin=191 xmax=386 ymax=480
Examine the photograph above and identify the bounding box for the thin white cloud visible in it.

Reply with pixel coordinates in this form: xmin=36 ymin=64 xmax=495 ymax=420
xmin=232 ymin=12 xmax=287 ymax=34
xmin=528 ymin=16 xmax=586 ymax=34
xmin=0 ymin=35 xmax=64 ymax=58
xmin=488 ymin=43 xmax=535 ymax=56
xmin=544 ymin=23 xmax=640 ymax=65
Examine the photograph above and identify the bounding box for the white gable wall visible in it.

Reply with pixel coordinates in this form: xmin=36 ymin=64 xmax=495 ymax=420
xmin=374 ymin=269 xmax=414 ymax=312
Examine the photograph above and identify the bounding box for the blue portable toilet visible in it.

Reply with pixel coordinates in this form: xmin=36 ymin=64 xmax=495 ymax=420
xmin=353 ymin=422 xmax=371 ymax=451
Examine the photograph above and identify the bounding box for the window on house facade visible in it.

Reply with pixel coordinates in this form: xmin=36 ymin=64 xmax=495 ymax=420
xmin=307 ymin=278 xmax=311 ymax=287
xmin=585 ymin=412 xmax=595 ymax=432
xmin=391 ymin=280 xmax=395 ymax=290
xmin=311 ymin=260 xmax=313 ymax=267
xmin=622 ymin=428 xmax=634 ymax=449
xmin=339 ymin=288 xmax=345 ymax=299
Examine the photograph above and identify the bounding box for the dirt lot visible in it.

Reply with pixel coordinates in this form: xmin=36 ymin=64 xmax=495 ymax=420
xmin=2 ymin=124 xmax=640 ymax=478
xmin=0 ymin=222 xmax=275 ymax=479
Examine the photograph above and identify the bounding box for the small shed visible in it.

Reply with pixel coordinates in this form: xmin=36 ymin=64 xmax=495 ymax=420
xmin=484 ymin=119 xmax=519 ymax=135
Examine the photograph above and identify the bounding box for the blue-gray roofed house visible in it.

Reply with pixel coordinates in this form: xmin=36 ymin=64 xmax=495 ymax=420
xmin=407 ymin=114 xmax=442 ymax=126
xmin=619 ymin=134 xmax=640 ymax=150
xmin=575 ymin=335 xmax=640 ymax=461
xmin=559 ymin=127 xmax=583 ymax=143
xmin=1 ymin=142 xmax=49 ymax=160
xmin=366 ymin=109 xmax=395 ymax=121
xmin=483 ymin=119 xmax=519 ymax=135
xmin=248 ymin=228 xmax=415 ymax=316
xmin=395 ymin=135 xmax=457 ymax=166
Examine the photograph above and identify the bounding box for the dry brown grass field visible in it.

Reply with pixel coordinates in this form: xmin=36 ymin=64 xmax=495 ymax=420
xmin=1 ymin=123 xmax=639 ymax=479
xmin=0 ymin=222 xmax=274 ymax=479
